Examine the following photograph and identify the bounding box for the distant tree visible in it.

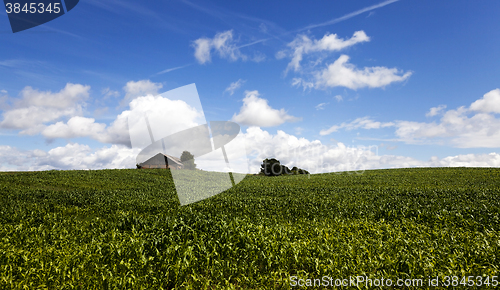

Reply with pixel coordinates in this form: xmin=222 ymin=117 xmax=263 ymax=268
xmin=259 ymin=159 xmax=309 ymax=176
xmin=180 ymin=150 xmax=197 ymax=170
xmin=260 ymin=158 xmax=291 ymax=176
xmin=291 ymin=166 xmax=310 ymax=175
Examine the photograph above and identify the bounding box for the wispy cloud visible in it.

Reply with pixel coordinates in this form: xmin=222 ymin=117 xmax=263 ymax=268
xmin=87 ymin=0 xmax=187 ymax=34
xmin=181 ymin=0 xmax=287 ymax=39
xmin=320 ymin=116 xmax=395 ymax=136
xmin=297 ymin=0 xmax=399 ymax=32
xmin=315 ymin=102 xmax=328 ymax=110
xmin=236 ymin=38 xmax=271 ymax=49
xmin=195 ymin=0 xmax=399 ymax=51
xmin=280 ymin=31 xmax=370 ymax=73
xmin=156 ymin=64 xmax=192 ymax=75
xmin=42 ymin=25 xmax=85 ymax=40
xmin=224 ymin=79 xmax=246 ymax=95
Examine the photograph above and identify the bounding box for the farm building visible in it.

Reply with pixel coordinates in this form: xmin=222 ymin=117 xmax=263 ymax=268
xmin=138 ymin=153 xmax=184 ymax=169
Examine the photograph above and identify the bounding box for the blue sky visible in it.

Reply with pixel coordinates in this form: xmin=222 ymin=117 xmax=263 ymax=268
xmin=1 ymin=0 xmax=500 ymax=172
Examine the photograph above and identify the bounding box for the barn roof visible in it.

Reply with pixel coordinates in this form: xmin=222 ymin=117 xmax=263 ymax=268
xmin=140 ymin=153 xmax=183 ymax=167
xmin=164 ymin=154 xmax=183 ymax=166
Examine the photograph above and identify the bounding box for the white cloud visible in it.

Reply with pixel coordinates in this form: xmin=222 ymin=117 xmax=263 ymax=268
xmin=239 ymin=127 xmax=500 ymax=174
xmin=224 ymin=79 xmax=246 ymax=95
xmin=41 ymin=93 xmax=203 ymax=147
xmin=315 ymin=102 xmax=328 ymax=110
xmin=41 ymin=115 xmax=131 ymax=146
xmin=122 ymin=80 xmax=162 ymax=106
xmin=319 ymin=89 xmax=500 ymax=148
xmin=231 ymin=90 xmax=301 ymax=127
xmin=0 ymin=83 xmax=89 ymax=132
xmin=281 ymin=31 xmax=370 ymax=73
xmin=42 ymin=116 xmax=106 ymax=140
xmin=3 ymin=127 xmax=500 ymax=173
xmin=395 ymin=120 xmax=445 ymax=141
xmin=314 ymin=55 xmax=412 ymax=90
xmin=193 ymin=30 xmax=247 ymax=64
xmin=469 ymin=89 xmax=500 ymax=113
xmin=193 ymin=38 xmax=212 ymax=64
xmin=334 ymin=95 xmax=343 ymax=102
xmin=4 ymin=83 xmax=203 ymax=148
xmin=426 ymin=104 xmax=447 ymax=117
xmin=0 ymin=143 xmax=139 ymax=171
xmin=320 ymin=116 xmax=395 ymax=136
xmin=393 ymin=90 xmax=500 ymax=147
xmin=429 ymin=153 xmax=500 ymax=167
xmin=17 ymin=83 xmax=89 ymax=109
xmin=281 ymin=30 xmax=411 ymax=91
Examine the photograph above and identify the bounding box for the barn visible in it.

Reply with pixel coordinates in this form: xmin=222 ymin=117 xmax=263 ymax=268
xmin=138 ymin=153 xmax=184 ymax=169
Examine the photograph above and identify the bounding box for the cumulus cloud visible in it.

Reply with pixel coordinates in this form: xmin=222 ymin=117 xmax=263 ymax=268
xmin=224 ymin=79 xmax=246 ymax=95
xmin=429 ymin=153 xmax=500 ymax=167
xmin=4 ymin=83 xmax=203 ymax=149
xmin=395 ymin=108 xmax=500 ymax=148
xmin=193 ymin=30 xmax=247 ymax=64
xmin=392 ymin=89 xmax=500 ymax=147
xmin=0 ymin=143 xmax=139 ymax=171
xmin=0 ymin=83 xmax=89 ymax=133
xmin=42 ymin=116 xmax=107 ymax=140
xmin=319 ymin=89 xmax=500 ymax=148
xmin=281 ymin=30 xmax=411 ymax=91
xmin=231 ymin=90 xmax=301 ymax=127
xmin=3 ymin=127 xmax=500 ymax=173
xmin=41 ymin=115 xmax=131 ymax=146
xmin=280 ymin=31 xmax=370 ymax=73
xmin=16 ymin=83 xmax=89 ymax=109
xmin=320 ymin=116 xmax=395 ymax=136
xmin=469 ymin=89 xmax=500 ymax=113
xmin=41 ymin=93 xmax=204 ymax=147
xmin=314 ymin=55 xmax=412 ymax=90
xmin=239 ymin=127 xmax=500 ymax=174
xmin=121 ymin=79 xmax=163 ymax=106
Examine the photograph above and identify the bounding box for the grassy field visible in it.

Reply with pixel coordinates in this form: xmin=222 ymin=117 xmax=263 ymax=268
xmin=0 ymin=167 xmax=499 ymax=289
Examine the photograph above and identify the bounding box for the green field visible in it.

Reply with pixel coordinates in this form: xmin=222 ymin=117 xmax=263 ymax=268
xmin=0 ymin=168 xmax=499 ymax=289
